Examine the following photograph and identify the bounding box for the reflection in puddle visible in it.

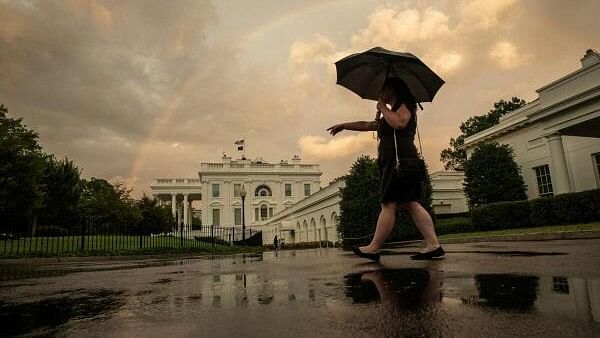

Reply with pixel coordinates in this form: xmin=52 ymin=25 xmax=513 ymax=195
xmin=343 ymin=268 xmax=599 ymax=324
xmin=0 ymin=289 xmax=125 ymax=337
xmin=344 ymin=268 xmax=440 ymax=308
xmin=473 ymin=274 xmax=539 ymax=310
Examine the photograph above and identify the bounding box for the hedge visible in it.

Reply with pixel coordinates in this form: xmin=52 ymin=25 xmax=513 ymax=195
xmin=471 ymin=188 xmax=600 ymax=230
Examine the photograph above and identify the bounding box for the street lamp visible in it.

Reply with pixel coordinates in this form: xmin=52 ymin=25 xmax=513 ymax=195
xmin=240 ymin=184 xmax=247 ymax=243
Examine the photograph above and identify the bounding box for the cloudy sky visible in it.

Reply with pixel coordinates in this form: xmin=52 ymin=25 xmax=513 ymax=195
xmin=1 ymin=0 xmax=598 ymax=196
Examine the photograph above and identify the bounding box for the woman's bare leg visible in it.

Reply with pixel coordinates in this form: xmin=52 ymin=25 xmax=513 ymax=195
xmin=359 ymin=201 xmax=396 ymax=253
xmin=404 ymin=201 xmax=440 ymax=252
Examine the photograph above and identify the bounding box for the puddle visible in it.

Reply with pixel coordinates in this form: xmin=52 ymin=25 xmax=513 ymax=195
xmin=0 ymin=289 xmax=125 ymax=337
xmin=449 ymin=250 xmax=567 ymax=257
xmin=0 ymin=253 xmax=265 ymax=282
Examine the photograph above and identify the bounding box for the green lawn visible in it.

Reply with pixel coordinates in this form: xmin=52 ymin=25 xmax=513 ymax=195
xmin=438 ymin=221 xmax=600 ymax=240
xmin=0 ymin=234 xmax=261 ymax=258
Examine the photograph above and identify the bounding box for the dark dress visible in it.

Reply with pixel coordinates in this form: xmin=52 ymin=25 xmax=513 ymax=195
xmin=376 ymin=105 xmax=424 ymax=203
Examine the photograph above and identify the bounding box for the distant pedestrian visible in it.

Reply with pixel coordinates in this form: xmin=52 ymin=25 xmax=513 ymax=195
xmin=273 ymin=235 xmax=278 ymax=252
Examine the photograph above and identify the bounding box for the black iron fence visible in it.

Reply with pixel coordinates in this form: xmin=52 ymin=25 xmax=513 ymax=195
xmin=0 ymin=215 xmax=262 ymax=257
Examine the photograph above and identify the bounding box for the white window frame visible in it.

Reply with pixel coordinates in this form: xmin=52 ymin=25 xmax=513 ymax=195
xmin=533 ymin=164 xmax=554 ymax=197
xmin=260 ymin=204 xmax=268 ymax=220
xmin=284 ymin=183 xmax=292 ymax=197
xmin=304 ymin=183 xmax=311 ymax=197
xmin=234 ymin=208 xmax=242 ymax=226
xmin=212 ymin=183 xmax=220 ymax=198
xmin=592 ymin=152 xmax=600 ymax=188
xmin=212 ymin=208 xmax=220 ymax=226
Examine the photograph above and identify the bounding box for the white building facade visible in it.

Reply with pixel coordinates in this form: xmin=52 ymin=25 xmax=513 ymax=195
xmin=463 ymin=49 xmax=600 ymax=199
xmin=430 ymin=171 xmax=469 ymax=214
xmin=150 ymin=155 xmax=322 ymax=231
xmin=253 ymin=179 xmax=344 ymax=246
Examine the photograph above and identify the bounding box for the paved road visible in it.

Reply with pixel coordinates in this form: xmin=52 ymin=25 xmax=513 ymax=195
xmin=1 ymin=239 xmax=600 ymax=337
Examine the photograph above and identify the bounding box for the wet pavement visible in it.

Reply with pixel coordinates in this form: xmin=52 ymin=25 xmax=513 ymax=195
xmin=1 ymin=239 xmax=600 ymax=337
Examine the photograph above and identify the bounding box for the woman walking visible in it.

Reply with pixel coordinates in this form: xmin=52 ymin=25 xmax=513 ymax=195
xmin=327 ymin=77 xmax=444 ymax=261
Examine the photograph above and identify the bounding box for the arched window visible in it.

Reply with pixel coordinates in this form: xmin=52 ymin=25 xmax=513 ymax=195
xmin=255 ymin=184 xmax=272 ymax=197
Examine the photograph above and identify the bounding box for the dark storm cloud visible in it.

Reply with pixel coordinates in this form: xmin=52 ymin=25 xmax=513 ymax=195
xmin=0 ymin=0 xmax=217 ymax=178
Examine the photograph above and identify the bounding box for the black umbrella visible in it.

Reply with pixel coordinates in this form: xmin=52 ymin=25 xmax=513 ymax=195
xmin=335 ymin=47 xmax=445 ymax=102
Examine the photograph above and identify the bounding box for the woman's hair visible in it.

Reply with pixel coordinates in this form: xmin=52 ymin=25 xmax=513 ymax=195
xmin=383 ymin=78 xmax=417 ymax=113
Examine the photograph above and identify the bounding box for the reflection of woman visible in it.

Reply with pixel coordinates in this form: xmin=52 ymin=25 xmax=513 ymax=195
xmin=344 ymin=262 xmax=445 ymax=336
xmin=358 ymin=263 xmax=443 ymax=307
xmin=328 ymin=78 xmax=444 ymax=261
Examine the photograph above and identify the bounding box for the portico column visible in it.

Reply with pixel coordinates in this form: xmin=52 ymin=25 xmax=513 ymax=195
xmin=171 ymin=194 xmax=177 ymax=219
xmin=183 ymin=194 xmax=189 ymax=228
xmin=545 ymin=132 xmax=572 ymax=194
xmin=188 ymin=201 xmax=193 ymax=230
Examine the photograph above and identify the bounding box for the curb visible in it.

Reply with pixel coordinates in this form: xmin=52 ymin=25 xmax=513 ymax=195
xmin=438 ymin=230 xmax=600 ymax=244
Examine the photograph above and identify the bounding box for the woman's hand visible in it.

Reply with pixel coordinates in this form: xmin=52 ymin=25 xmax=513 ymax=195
xmin=377 ymin=96 xmax=388 ymax=113
xmin=327 ymin=123 xmax=345 ymax=136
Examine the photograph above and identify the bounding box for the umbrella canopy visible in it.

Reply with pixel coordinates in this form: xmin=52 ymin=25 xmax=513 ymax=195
xmin=335 ymin=47 xmax=445 ymax=102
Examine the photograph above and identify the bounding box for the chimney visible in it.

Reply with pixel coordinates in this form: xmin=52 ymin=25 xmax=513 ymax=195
xmin=581 ymin=49 xmax=600 ymax=68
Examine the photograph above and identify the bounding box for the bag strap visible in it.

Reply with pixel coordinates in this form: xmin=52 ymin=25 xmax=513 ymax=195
xmin=393 ymin=128 xmax=401 ymax=170
xmin=416 ymin=103 xmax=424 ymax=156
xmin=393 ymin=105 xmax=424 ymax=169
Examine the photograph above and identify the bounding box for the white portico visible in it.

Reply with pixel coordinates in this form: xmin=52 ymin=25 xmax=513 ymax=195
xmin=150 ymin=178 xmax=202 ymax=231
xmin=463 ymin=49 xmax=600 ymax=198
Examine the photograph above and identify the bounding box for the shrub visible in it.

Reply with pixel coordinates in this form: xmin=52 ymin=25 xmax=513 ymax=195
xmin=471 ymin=200 xmax=531 ymax=230
xmin=552 ymin=189 xmax=600 ymax=224
xmin=529 ymin=197 xmax=556 ymax=226
xmin=194 ymin=236 xmax=230 ymax=246
xmin=470 ymin=188 xmax=600 ymax=231
xmin=435 ymin=217 xmax=475 ymax=235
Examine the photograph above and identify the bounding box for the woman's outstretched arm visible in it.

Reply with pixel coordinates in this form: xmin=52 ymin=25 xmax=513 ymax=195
xmin=327 ymin=120 xmax=376 ymax=136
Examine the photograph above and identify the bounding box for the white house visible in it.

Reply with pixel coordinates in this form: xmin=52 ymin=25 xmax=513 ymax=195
xmin=463 ymin=49 xmax=600 ymax=199
xmin=151 ymin=154 xmax=321 ymax=232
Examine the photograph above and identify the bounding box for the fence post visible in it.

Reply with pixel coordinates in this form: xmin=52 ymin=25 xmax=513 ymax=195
xmin=80 ymin=216 xmax=86 ymax=252
xmin=180 ymin=222 xmax=183 ymax=248
xmin=139 ymin=220 xmax=143 ymax=249
xmin=210 ymin=225 xmax=214 ymax=252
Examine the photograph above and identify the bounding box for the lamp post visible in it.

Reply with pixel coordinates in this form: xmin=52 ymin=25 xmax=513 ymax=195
xmin=240 ymin=184 xmax=247 ymax=244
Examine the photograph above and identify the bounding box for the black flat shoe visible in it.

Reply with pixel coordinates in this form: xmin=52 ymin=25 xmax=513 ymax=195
xmin=410 ymin=246 xmax=445 ymax=260
xmin=352 ymin=246 xmax=381 ymax=262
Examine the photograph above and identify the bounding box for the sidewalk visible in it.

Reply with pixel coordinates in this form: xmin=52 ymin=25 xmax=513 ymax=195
xmin=438 ymin=227 xmax=600 ymax=244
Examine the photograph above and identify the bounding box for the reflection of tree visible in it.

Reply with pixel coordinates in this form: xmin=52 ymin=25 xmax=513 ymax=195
xmin=474 ymin=274 xmax=539 ymax=310
xmin=0 ymin=289 xmax=126 ymax=336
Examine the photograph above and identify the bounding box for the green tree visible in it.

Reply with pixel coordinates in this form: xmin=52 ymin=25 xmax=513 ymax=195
xmin=137 ymin=196 xmax=175 ymax=234
xmin=80 ymin=178 xmax=141 ymax=231
xmin=338 ymin=155 xmax=436 ymax=248
xmin=440 ymin=97 xmax=526 ymax=171
xmin=338 ymin=156 xmax=381 ymax=248
xmin=463 ymin=142 xmax=527 ymax=207
xmin=38 ymin=156 xmax=82 ymax=233
xmin=0 ymin=104 xmax=47 ymax=234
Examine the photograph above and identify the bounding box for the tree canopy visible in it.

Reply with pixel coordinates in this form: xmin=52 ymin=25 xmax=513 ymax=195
xmin=440 ymin=97 xmax=526 ymax=171
xmin=0 ymin=104 xmax=47 ymax=227
xmin=463 ymin=142 xmax=528 ymax=207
